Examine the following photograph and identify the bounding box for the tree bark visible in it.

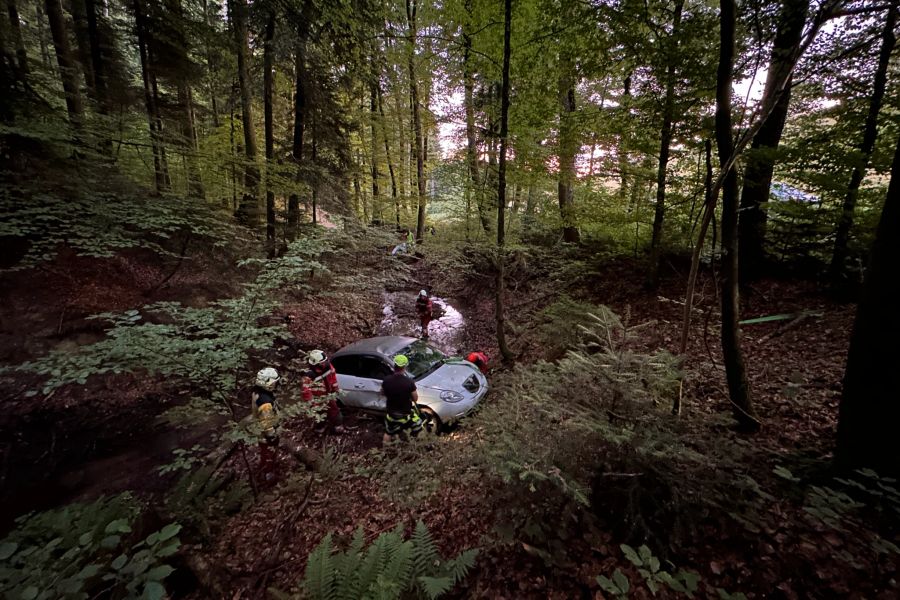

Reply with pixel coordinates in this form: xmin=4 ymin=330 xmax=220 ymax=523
xmin=229 ymin=0 xmax=259 ymax=222
xmin=45 ymin=0 xmax=84 ymax=127
xmin=406 ymin=0 xmax=427 ymax=242
xmin=169 ymin=0 xmax=203 ymax=197
xmin=557 ymin=41 xmax=580 ymax=243
xmin=738 ymin=0 xmax=808 ymax=283
xmin=377 ymin=86 xmax=400 ymax=228
xmin=289 ymin=41 xmax=306 ymax=233
xmin=617 ymin=73 xmax=631 ymax=200
xmin=6 ymin=0 xmax=28 ymax=78
xmin=463 ymin=0 xmax=490 ymax=234
xmin=134 ymin=0 xmax=169 ymax=191
xmin=263 ymin=11 xmax=275 ymax=246
xmin=495 ymin=0 xmax=513 ymax=362
xmin=716 ymin=0 xmax=758 ymax=431
xmin=201 ymin=0 xmax=219 ymax=129
xmin=835 ymin=130 xmax=900 ymax=474
xmin=647 ymin=0 xmax=684 ymax=288
xmin=829 ymin=1 xmax=897 ymax=282
xmin=70 ymin=0 xmax=95 ymax=97
xmin=370 ymin=79 xmax=381 ymax=222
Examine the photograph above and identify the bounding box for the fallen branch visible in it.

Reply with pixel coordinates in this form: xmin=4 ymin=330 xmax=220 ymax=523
xmin=757 ymin=312 xmax=819 ymax=344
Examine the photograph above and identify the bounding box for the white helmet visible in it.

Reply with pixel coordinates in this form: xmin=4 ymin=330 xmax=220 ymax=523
xmin=255 ymin=367 xmax=280 ymax=390
xmin=307 ymin=349 xmax=326 ymax=365
xmin=418 ymin=289 xmax=428 ymax=297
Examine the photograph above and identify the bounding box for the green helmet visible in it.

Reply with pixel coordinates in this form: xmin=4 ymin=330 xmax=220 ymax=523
xmin=393 ymin=355 xmax=409 ymax=368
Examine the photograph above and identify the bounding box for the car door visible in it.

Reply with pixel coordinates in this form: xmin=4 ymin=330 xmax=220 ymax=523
xmin=331 ymin=355 xmax=366 ymax=409
xmin=350 ymin=356 xmax=392 ymax=412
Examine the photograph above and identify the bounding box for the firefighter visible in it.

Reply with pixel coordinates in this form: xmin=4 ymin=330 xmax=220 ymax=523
xmin=381 ymin=355 xmax=423 ymax=444
xmin=302 ymin=349 xmax=346 ymax=434
xmin=466 ymin=350 xmax=490 ymax=375
xmin=415 ymin=289 xmax=433 ymax=339
xmin=251 ymin=367 xmax=281 ymax=480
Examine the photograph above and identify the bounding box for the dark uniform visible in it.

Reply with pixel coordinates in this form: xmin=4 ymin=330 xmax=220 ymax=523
xmin=416 ymin=295 xmax=433 ymax=338
xmin=381 ymin=371 xmax=422 ymax=439
xmin=251 ymin=385 xmax=279 ymax=475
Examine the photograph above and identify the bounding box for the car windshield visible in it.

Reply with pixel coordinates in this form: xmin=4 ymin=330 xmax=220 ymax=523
xmin=394 ymin=340 xmax=445 ymax=379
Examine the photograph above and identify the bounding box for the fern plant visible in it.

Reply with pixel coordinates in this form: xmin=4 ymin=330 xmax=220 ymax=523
xmin=273 ymin=521 xmax=477 ymax=600
xmin=0 ymin=494 xmax=182 ymax=600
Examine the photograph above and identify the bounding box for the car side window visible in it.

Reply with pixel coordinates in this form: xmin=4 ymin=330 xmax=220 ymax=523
xmin=331 ymin=356 xmax=359 ymax=377
xmin=357 ymin=356 xmax=392 ymax=380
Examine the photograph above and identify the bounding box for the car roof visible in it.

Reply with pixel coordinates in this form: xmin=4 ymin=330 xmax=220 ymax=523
xmin=333 ymin=336 xmax=418 ymax=360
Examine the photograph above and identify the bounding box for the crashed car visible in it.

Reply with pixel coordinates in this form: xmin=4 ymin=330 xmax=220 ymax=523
xmin=331 ymin=336 xmax=488 ymax=429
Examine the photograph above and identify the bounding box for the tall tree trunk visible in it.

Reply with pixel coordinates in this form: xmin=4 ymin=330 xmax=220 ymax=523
xmin=617 ymin=73 xmax=631 ymax=200
xmin=70 ymin=0 xmax=95 ymax=97
xmin=45 ymin=0 xmax=84 ymax=127
xmin=523 ymin=183 xmax=535 ymax=234
xmin=829 ymin=1 xmax=897 ymax=282
xmin=370 ymin=80 xmax=381 ymax=222
xmin=648 ymin=0 xmax=684 ymax=288
xmin=263 ymin=11 xmax=275 ymax=246
xmin=201 ymin=0 xmax=219 ymax=129
xmin=463 ymin=0 xmax=490 ymax=234
xmin=229 ymin=0 xmax=259 ymax=222
xmin=311 ymin=121 xmax=318 ymax=225
xmin=169 ymin=0 xmax=203 ymax=197
xmin=377 ymin=87 xmax=400 ymax=228
xmin=406 ymin=0 xmax=426 ymax=243
xmin=149 ymin=53 xmax=171 ymax=188
xmin=289 ymin=41 xmax=306 ymax=233
xmin=35 ymin=0 xmax=51 ymax=68
xmin=6 ymin=0 xmax=29 ymax=78
xmin=557 ymin=48 xmax=580 ymax=243
xmin=835 ymin=130 xmax=900 ymax=474
xmin=739 ymin=0 xmax=808 ymax=283
xmin=495 ymin=0 xmax=513 ymax=362
xmin=716 ymin=0 xmax=758 ymax=431
xmin=134 ymin=0 xmax=168 ymax=192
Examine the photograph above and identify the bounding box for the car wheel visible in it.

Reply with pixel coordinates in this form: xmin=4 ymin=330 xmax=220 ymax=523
xmin=416 ymin=405 xmax=442 ymax=436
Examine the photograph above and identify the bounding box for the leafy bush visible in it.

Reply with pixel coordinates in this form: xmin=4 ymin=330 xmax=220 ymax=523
xmin=0 ymin=495 xmax=182 ymax=599
xmin=9 ymin=235 xmax=333 ymax=398
xmin=0 ymin=166 xmax=236 ymax=270
xmin=532 ymin=297 xmax=622 ymax=359
xmin=273 ymin=521 xmax=477 ymax=600
xmin=470 ymin=307 xmax=774 ymax=562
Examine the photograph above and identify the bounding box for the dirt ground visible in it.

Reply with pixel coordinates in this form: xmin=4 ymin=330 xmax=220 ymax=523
xmin=0 ymin=243 xmax=884 ymax=598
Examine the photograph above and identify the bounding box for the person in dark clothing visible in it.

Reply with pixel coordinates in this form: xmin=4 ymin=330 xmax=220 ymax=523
xmin=415 ymin=290 xmax=433 ymax=339
xmin=381 ymin=354 xmax=422 ymax=444
xmin=303 ymin=349 xmax=346 ymax=434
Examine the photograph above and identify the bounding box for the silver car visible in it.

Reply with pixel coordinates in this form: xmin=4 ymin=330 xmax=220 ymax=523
xmin=331 ymin=336 xmax=488 ymax=429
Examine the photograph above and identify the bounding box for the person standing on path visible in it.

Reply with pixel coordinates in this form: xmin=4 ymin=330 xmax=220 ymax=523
xmin=415 ymin=289 xmax=433 ymax=339
xmin=381 ymin=355 xmax=422 ymax=444
xmin=251 ymin=367 xmax=281 ymax=481
xmin=302 ymin=349 xmax=346 ymax=434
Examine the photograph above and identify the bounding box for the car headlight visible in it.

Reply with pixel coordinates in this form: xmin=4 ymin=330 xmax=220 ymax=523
xmin=440 ymin=390 xmax=464 ymax=403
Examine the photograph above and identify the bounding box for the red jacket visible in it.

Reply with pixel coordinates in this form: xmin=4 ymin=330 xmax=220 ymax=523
xmin=416 ymin=296 xmax=433 ymax=317
xmin=466 ymin=351 xmax=489 ymax=374
xmin=302 ymin=361 xmax=339 ymax=401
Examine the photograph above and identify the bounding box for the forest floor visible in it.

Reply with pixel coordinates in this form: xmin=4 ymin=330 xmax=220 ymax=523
xmin=1 ymin=236 xmax=895 ymax=599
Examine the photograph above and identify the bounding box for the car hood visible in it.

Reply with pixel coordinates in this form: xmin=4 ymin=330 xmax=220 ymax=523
xmin=417 ymin=361 xmax=480 ymax=391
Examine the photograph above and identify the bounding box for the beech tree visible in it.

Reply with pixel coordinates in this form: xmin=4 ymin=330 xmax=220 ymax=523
xmin=836 ymin=128 xmax=900 ymax=474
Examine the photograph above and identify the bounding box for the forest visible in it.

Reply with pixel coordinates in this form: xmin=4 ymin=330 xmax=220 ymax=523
xmin=1 ymin=0 xmax=899 ymax=597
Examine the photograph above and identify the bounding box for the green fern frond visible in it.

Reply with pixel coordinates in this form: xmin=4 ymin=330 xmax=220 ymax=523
xmin=410 ymin=520 xmax=440 ymax=578
xmin=445 ymin=549 xmax=479 ymax=584
xmin=418 ymin=576 xmax=454 ymax=600
xmin=304 ymin=533 xmax=337 ymax=600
